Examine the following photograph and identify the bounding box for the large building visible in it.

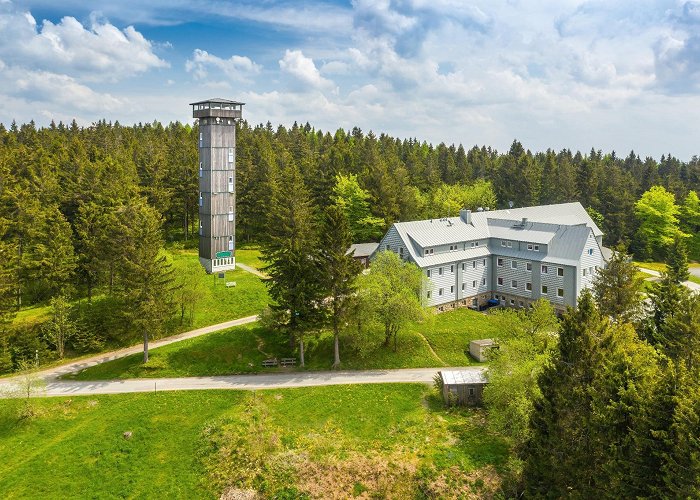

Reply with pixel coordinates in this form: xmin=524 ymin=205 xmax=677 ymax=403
xmin=191 ymin=98 xmax=244 ymax=273
xmin=376 ymin=202 xmax=606 ymax=314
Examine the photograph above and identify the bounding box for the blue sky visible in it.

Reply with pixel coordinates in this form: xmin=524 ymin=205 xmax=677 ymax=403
xmin=1 ymin=0 xmax=699 ymax=159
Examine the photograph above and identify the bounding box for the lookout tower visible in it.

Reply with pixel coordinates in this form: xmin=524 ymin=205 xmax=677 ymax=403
xmin=190 ymin=98 xmax=244 ymax=273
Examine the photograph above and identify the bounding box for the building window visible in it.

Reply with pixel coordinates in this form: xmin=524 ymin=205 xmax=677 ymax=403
xmin=519 ymin=301 xmax=524 ymax=307
xmin=583 ymin=268 xmax=587 ymax=276
xmin=501 ymin=240 xmax=506 ymax=247
xmin=526 ymin=262 xmax=532 ymax=271
xmin=473 ymin=280 xmax=477 ymax=288
xmin=462 ymin=283 xmax=465 ymax=291
xmin=470 ymin=242 xmax=475 ymax=248
xmin=558 ymin=288 xmax=564 ymax=297
xmin=510 ymin=299 xmax=515 ymax=305
xmin=558 ymin=267 xmax=564 ymax=277
xmin=228 ymin=176 xmax=234 ymax=192
xmin=542 ymin=285 xmax=548 ymax=294
xmin=476 ymin=241 xmax=480 ymax=246
xmin=542 ymin=265 xmax=548 ymax=274
xmin=228 ymin=236 xmax=234 ymax=250
xmin=497 ymin=258 xmax=504 ymax=267
xmin=461 ymin=263 xmax=465 ymax=271
xmin=199 ymin=192 xmax=203 ymax=207
xmin=228 ymin=147 xmax=234 ymax=163
xmin=439 ymin=267 xmax=443 ymax=276
xmin=589 ymin=267 xmax=594 ymax=275
xmin=507 ymin=241 xmax=513 ymax=248
xmin=588 ymin=248 xmax=593 ymax=255
xmin=425 ymin=249 xmax=429 ymax=255
xmin=450 ymin=265 xmax=454 ymax=273
xmin=228 ymin=206 xmax=234 ymax=222
xmin=527 ymin=244 xmax=533 ymax=250
xmin=483 ymin=259 xmax=487 ymax=266
xmin=429 ymin=248 xmax=434 ymax=254
xmin=439 ymin=288 xmax=444 ymax=296
xmin=199 ymin=162 xmax=203 ymax=177
xmin=481 ymin=278 xmax=486 ymax=286
xmin=498 ymin=277 xmax=504 ymax=286
xmin=511 ymin=261 xmax=518 ymax=269
xmin=399 ymin=247 xmax=404 ymax=257
xmin=526 ymin=282 xmax=532 ymax=291
xmin=427 ymin=270 xmax=431 ymax=278
xmin=511 ymin=280 xmax=517 ymax=288
xmin=450 ymin=286 xmax=454 ymax=293
xmin=427 ymin=291 xmax=431 ymax=298
xmin=534 ymin=245 xmax=539 ymax=251
xmin=471 ymin=261 xmax=476 ymax=269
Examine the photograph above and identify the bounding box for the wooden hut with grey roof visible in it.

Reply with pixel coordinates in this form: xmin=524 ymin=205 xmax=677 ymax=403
xmin=191 ymin=98 xmax=244 ymax=273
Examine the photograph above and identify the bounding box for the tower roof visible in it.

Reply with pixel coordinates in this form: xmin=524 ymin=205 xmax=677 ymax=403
xmin=189 ymin=97 xmax=245 ymax=106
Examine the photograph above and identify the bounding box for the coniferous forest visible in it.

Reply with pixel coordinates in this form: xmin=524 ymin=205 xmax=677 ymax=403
xmin=1 ymin=118 xmax=700 ymax=371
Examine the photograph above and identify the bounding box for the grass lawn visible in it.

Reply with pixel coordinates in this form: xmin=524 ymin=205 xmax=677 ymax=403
xmin=167 ymin=249 xmax=269 ymax=329
xmin=633 ymin=261 xmax=700 ymax=286
xmin=69 ymin=308 xmax=500 ymax=380
xmin=0 ymin=385 xmax=508 ymax=498
xmin=235 ymin=246 xmax=265 ymax=270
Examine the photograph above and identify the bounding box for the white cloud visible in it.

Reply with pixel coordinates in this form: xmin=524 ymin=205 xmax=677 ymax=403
xmin=0 ymin=3 xmax=168 ymax=82
xmin=279 ymin=49 xmax=336 ymax=92
xmin=185 ymin=49 xmax=261 ymax=83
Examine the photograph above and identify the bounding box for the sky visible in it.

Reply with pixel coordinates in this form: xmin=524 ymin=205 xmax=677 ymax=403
xmin=1 ymin=0 xmax=699 ymax=159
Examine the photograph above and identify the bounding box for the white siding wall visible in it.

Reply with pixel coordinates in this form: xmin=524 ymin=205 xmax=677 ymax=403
xmin=458 ymin=258 xmax=489 ymax=299
xmin=579 ymin=231 xmax=604 ymax=293
xmin=425 ymin=263 xmax=458 ymax=306
xmin=540 ymin=262 xmax=567 ymax=306
xmin=377 ymin=226 xmax=408 ymax=260
xmin=494 ymin=256 xmax=534 ymax=302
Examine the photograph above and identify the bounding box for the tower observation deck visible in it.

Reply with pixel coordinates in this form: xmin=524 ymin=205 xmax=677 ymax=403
xmin=190 ymin=98 xmax=244 ymax=273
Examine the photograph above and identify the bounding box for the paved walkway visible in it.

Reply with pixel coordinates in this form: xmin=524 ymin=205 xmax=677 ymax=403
xmin=6 ymin=367 xmax=481 ymax=398
xmin=637 ymin=267 xmax=700 ymax=292
xmin=0 ymin=315 xmax=259 ymax=384
xmin=236 ymin=262 xmax=267 ymax=279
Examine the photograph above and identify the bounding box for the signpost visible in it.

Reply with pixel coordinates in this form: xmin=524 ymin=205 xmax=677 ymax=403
xmin=216 ymin=251 xmax=232 ymax=258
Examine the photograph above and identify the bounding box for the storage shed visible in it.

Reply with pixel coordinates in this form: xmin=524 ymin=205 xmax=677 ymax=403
xmin=347 ymin=242 xmax=379 ymax=268
xmin=438 ymin=369 xmax=488 ymax=406
xmin=469 ymin=338 xmax=497 ymax=362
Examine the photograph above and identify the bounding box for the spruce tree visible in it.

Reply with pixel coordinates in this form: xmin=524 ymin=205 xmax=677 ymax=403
xmin=262 ymin=159 xmax=324 ymax=366
xmin=318 ymin=204 xmax=361 ymax=368
xmin=113 ymin=198 xmax=175 ymax=362
xmin=592 ymin=245 xmax=644 ymax=323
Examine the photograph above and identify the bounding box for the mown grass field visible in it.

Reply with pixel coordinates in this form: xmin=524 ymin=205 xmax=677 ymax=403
xmin=69 ymin=307 xmax=501 ymax=380
xmin=167 ymin=248 xmax=269 ymax=329
xmin=0 ymin=385 xmax=508 ymax=498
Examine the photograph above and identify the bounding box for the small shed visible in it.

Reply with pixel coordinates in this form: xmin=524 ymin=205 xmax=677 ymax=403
xmin=438 ymin=369 xmax=488 ymax=406
xmin=469 ymin=338 xmax=497 ymax=362
xmin=347 ymin=242 xmax=379 ymax=268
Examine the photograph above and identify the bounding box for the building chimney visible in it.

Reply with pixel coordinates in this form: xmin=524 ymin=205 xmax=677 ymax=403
xmin=460 ymin=209 xmax=472 ymax=224
xmin=522 ymin=217 xmax=528 ymax=225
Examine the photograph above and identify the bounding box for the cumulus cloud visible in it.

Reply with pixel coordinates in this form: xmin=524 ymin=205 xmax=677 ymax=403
xmin=279 ymin=49 xmax=336 ymax=91
xmin=0 ymin=3 xmax=168 ymax=81
xmin=185 ymin=49 xmax=261 ymax=83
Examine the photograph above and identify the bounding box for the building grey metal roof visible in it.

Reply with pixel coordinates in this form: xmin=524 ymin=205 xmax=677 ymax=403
xmin=189 ymin=98 xmax=246 ymax=105
xmin=414 ymin=247 xmax=490 ymax=267
xmin=472 ymin=202 xmax=603 ymax=237
xmin=440 ymin=369 xmax=488 ymax=385
xmin=347 ymin=242 xmax=379 ymax=258
xmin=384 ymin=202 xmax=602 ymax=269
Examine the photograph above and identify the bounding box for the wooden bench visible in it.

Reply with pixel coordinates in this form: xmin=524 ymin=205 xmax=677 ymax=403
xmin=261 ymin=358 xmax=278 ymax=367
xmin=225 ymin=281 xmax=237 ymax=288
xmin=280 ymin=358 xmax=297 ymax=367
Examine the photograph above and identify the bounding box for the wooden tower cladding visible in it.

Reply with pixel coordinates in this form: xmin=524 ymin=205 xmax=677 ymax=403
xmin=190 ymin=98 xmax=244 ymax=273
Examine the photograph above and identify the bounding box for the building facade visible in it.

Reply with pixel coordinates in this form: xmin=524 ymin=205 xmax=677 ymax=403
xmin=376 ymin=202 xmax=606 ymax=314
xmin=191 ymin=98 xmax=244 ymax=273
